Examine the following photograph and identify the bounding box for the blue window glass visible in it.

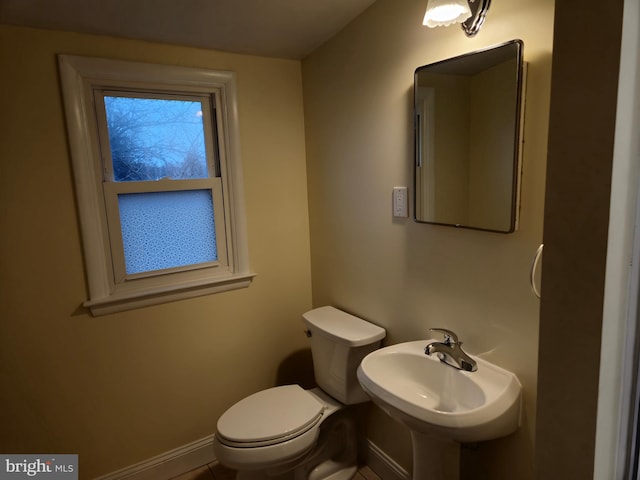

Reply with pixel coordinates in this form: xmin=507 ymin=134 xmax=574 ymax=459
xmin=118 ymin=190 xmax=217 ymax=275
xmin=104 ymin=96 xmax=208 ymax=181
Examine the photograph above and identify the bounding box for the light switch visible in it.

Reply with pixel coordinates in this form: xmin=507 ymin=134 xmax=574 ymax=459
xmin=393 ymin=187 xmax=408 ymax=218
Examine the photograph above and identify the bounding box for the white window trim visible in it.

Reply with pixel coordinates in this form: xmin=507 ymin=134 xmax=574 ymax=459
xmin=58 ymin=55 xmax=254 ymax=316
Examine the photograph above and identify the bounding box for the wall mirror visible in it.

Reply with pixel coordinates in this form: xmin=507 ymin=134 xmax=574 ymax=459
xmin=414 ymin=39 xmax=525 ymax=233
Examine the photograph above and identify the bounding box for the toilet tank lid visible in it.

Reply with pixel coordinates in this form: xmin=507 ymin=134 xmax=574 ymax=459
xmin=303 ymin=306 xmax=386 ymax=347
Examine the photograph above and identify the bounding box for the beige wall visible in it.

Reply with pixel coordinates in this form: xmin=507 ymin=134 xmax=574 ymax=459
xmin=302 ymin=0 xmax=554 ymax=477
xmin=0 ymin=26 xmax=313 ymax=477
xmin=535 ymin=0 xmax=625 ymax=477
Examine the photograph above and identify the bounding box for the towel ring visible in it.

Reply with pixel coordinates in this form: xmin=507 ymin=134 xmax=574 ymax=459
xmin=530 ymin=244 xmax=544 ymax=299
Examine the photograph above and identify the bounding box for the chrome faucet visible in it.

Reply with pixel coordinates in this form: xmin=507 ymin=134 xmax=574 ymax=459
xmin=425 ymin=328 xmax=478 ymax=372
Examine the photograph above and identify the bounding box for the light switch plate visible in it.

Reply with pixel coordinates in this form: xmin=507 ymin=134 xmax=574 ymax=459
xmin=393 ymin=187 xmax=408 ymax=218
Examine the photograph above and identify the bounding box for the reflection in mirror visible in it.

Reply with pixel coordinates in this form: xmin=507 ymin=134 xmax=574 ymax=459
xmin=414 ymin=40 xmax=525 ymax=233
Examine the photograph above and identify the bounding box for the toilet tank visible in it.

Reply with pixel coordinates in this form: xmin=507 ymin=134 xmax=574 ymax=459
xmin=303 ymin=306 xmax=386 ymax=405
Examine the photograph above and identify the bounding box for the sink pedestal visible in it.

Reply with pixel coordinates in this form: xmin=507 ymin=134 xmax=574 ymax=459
xmin=411 ymin=431 xmax=460 ymax=480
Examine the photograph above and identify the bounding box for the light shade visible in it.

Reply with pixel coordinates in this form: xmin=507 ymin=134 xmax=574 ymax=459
xmin=423 ymin=0 xmax=472 ymax=28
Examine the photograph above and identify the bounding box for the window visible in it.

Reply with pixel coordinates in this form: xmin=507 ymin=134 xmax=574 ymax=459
xmin=59 ymin=55 xmax=253 ymax=315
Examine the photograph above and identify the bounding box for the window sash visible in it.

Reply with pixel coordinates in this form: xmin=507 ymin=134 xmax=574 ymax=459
xmin=93 ymin=89 xmax=220 ymax=181
xmin=103 ymin=178 xmax=228 ymax=283
xmin=94 ymin=89 xmax=230 ymax=284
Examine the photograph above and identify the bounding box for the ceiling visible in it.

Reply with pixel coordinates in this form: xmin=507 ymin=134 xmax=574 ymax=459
xmin=0 ymin=0 xmax=377 ymax=59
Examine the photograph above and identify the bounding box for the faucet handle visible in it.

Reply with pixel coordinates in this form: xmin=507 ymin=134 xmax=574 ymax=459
xmin=429 ymin=328 xmax=459 ymax=345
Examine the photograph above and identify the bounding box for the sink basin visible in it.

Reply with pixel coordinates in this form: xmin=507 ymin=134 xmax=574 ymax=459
xmin=356 ymin=340 xmax=521 ymax=443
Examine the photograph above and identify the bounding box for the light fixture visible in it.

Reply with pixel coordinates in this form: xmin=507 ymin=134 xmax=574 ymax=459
xmin=423 ymin=0 xmax=491 ymax=37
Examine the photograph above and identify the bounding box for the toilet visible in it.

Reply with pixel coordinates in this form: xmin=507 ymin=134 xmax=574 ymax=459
xmin=213 ymin=306 xmax=386 ymax=480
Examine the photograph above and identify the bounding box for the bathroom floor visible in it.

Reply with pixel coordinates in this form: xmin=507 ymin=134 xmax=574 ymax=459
xmin=170 ymin=463 xmax=382 ymax=480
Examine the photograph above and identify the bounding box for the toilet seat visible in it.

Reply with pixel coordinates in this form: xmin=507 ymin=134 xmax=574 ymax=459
xmin=216 ymin=385 xmax=324 ymax=448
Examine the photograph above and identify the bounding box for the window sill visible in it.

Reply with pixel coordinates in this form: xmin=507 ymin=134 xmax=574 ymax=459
xmin=84 ymin=272 xmax=256 ymax=316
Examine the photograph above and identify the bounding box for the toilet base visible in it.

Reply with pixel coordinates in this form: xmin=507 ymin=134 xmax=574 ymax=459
xmin=234 ymin=410 xmax=358 ymax=480
xmin=295 ymin=410 xmax=358 ymax=480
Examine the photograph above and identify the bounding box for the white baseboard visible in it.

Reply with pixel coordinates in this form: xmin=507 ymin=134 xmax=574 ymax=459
xmin=361 ymin=439 xmax=410 ymax=480
xmin=94 ymin=435 xmax=216 ymax=480
xmin=94 ymin=435 xmax=408 ymax=480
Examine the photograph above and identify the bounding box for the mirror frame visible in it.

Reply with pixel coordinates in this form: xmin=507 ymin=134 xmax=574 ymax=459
xmin=413 ymin=39 xmax=525 ymax=233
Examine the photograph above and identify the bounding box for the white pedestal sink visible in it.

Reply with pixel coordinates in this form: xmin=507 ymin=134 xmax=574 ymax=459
xmin=356 ymin=340 xmax=521 ymax=480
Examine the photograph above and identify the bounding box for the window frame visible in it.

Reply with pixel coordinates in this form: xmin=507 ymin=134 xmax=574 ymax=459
xmin=59 ymin=55 xmax=254 ymax=316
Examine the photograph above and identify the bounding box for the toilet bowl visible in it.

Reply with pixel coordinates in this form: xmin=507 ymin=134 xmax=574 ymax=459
xmin=215 ymin=387 xmax=353 ymax=479
xmin=213 ymin=306 xmax=386 ymax=480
